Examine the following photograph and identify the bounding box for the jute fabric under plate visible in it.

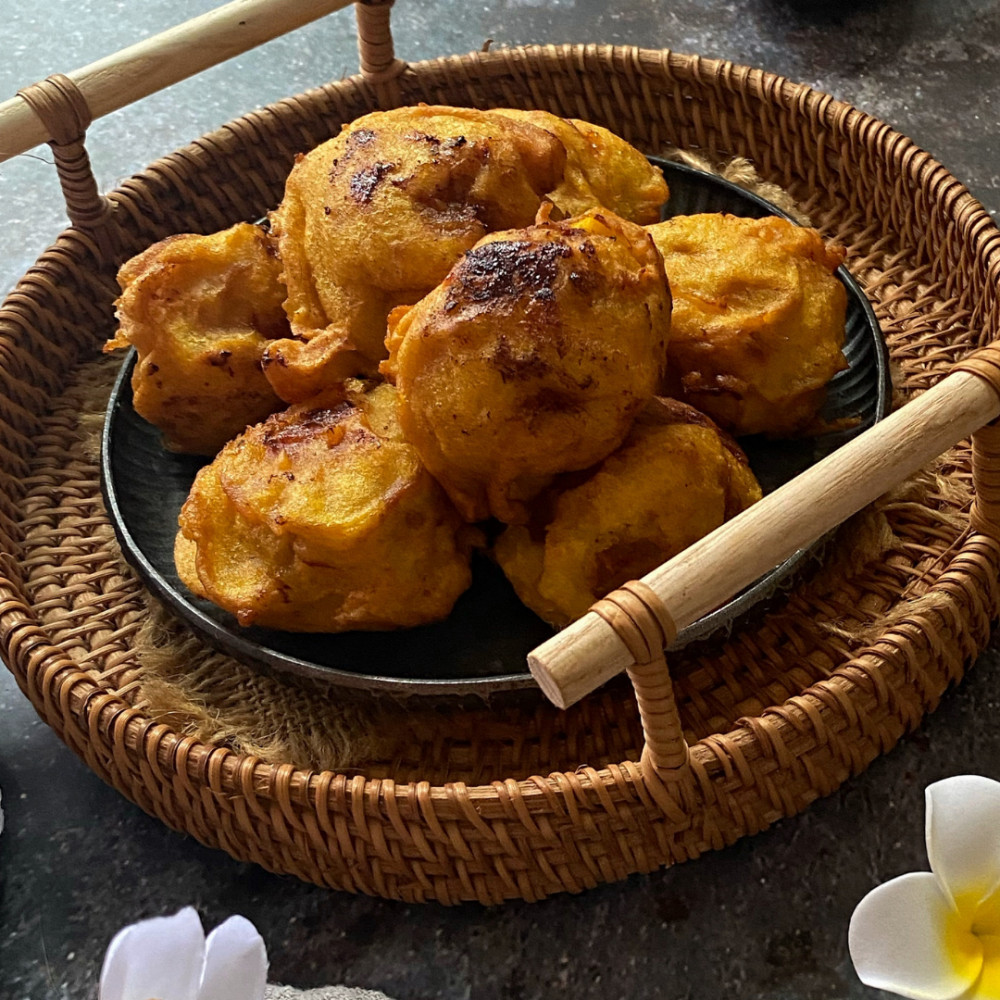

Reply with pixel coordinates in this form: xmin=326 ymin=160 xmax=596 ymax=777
xmin=2 ymin=45 xmax=1000 ymax=904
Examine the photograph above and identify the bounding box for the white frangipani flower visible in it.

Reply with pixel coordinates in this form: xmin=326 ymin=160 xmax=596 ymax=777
xmin=100 ymin=907 xmax=267 ymax=1000
xmin=849 ymin=775 xmax=1000 ymax=1000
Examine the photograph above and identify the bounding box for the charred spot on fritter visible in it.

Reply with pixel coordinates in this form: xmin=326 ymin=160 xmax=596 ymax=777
xmin=525 ymin=387 xmax=585 ymax=418
xmin=258 ymin=229 xmax=279 ymax=256
xmin=490 ymin=334 xmax=552 ymax=383
xmin=205 ymin=350 xmax=235 ymax=377
xmin=398 ymin=139 xmax=501 ymax=225
xmin=328 ymin=127 xmax=381 ymax=184
xmin=340 ymin=128 xmax=377 ymax=163
xmin=445 ymin=240 xmax=573 ymax=310
xmin=349 ymin=161 xmax=396 ymax=204
xmin=679 ymin=371 xmax=746 ymax=397
xmin=402 ymin=131 xmax=470 ymax=151
xmin=261 ymin=405 xmax=352 ymax=452
xmin=403 ymin=131 xmax=440 ymax=145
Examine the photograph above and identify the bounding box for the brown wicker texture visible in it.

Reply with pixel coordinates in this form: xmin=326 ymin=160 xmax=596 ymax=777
xmin=3 ymin=23 xmax=1000 ymax=904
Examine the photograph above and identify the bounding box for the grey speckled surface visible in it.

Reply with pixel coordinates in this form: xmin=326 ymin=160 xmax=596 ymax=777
xmin=2 ymin=1 xmax=1000 ymax=999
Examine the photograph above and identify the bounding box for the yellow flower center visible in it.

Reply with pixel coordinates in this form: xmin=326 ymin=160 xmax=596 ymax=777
xmin=975 ymin=939 xmax=1000 ymax=999
xmin=947 ymin=889 xmax=1000 ymax=997
xmin=973 ymin=890 xmax=1000 ymax=939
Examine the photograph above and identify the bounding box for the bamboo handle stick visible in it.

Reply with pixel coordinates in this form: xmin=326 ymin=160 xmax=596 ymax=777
xmin=529 ymin=370 xmax=1000 ymax=709
xmin=0 ymin=0 xmax=353 ymax=163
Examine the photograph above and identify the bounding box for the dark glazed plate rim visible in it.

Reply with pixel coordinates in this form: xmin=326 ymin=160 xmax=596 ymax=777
xmin=100 ymin=159 xmax=891 ymax=697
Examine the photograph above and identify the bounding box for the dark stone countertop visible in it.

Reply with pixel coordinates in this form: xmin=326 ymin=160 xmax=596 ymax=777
xmin=2 ymin=1 xmax=1000 ymax=998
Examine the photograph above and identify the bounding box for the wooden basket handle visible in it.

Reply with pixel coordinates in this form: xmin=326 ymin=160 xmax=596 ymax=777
xmin=530 ymin=343 xmax=1000 ymax=713
xmin=0 ymin=0 xmax=399 ymax=226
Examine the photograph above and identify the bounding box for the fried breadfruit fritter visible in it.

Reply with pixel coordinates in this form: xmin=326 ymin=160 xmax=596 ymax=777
xmin=647 ymin=213 xmax=848 ymax=437
xmin=176 ymin=382 xmax=478 ymax=631
xmin=105 ymin=222 xmax=289 ymax=455
xmin=381 ymin=209 xmax=672 ymax=524
xmin=263 ymin=105 xmax=669 ymax=402
xmin=491 ymin=110 xmax=668 ymax=224
xmin=494 ymin=397 xmax=762 ymax=626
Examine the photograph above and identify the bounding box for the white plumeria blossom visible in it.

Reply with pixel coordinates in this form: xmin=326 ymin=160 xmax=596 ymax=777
xmin=100 ymin=907 xmax=267 ymax=1000
xmin=849 ymin=775 xmax=1000 ymax=1000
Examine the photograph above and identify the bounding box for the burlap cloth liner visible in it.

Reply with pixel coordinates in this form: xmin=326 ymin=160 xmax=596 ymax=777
xmin=12 ymin=155 xmax=972 ymax=785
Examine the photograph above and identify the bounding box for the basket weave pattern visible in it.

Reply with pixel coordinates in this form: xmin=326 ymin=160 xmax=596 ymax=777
xmin=3 ymin=46 xmax=1000 ymax=903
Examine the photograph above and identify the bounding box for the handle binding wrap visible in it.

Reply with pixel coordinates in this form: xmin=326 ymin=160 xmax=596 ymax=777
xmin=17 ymin=75 xmax=114 ymax=234
xmin=355 ymin=0 xmax=406 ymax=107
xmin=591 ymin=581 xmax=690 ymax=783
xmin=953 ymin=342 xmax=1000 ymax=537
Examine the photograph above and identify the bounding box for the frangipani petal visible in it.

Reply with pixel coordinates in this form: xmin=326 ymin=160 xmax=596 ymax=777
xmin=199 ymin=915 xmax=268 ymax=1000
xmin=100 ymin=906 xmax=205 ymax=1000
xmin=849 ymin=871 xmax=982 ymax=1000
xmin=927 ymin=776 xmax=1000 ymax=908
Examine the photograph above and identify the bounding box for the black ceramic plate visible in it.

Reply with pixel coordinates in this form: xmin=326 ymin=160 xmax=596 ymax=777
xmin=101 ymin=160 xmax=891 ymax=697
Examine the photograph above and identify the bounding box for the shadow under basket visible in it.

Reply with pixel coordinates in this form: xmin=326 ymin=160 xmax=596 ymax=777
xmin=3 ymin=28 xmax=1000 ymax=904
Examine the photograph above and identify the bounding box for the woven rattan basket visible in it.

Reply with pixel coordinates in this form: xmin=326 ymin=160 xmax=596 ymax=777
xmin=4 ymin=1 xmax=1000 ymax=904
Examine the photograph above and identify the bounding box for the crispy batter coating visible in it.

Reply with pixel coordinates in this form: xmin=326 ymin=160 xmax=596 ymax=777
xmin=263 ymin=105 xmax=669 ymax=402
xmin=105 ymin=222 xmax=289 ymax=454
xmin=176 ymin=382 xmax=478 ymax=631
xmin=381 ymin=209 xmax=672 ymax=523
xmin=494 ymin=398 xmax=762 ymax=626
xmin=647 ymin=213 xmax=848 ymax=436
xmin=491 ymin=110 xmax=668 ymax=224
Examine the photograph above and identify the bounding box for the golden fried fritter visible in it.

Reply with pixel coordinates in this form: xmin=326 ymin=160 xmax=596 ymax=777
xmin=176 ymin=382 xmax=478 ymax=631
xmin=492 ymin=110 xmax=667 ymax=224
xmin=381 ymin=209 xmax=672 ymax=524
xmin=105 ymin=222 xmax=289 ymax=455
xmin=494 ymin=398 xmax=762 ymax=626
xmin=264 ymin=105 xmax=669 ymax=402
xmin=648 ymin=213 xmax=848 ymax=436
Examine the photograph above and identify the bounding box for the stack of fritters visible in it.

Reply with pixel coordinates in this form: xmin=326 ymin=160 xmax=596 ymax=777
xmin=262 ymin=105 xmax=669 ymax=403
xmin=107 ymin=105 xmax=849 ymax=633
